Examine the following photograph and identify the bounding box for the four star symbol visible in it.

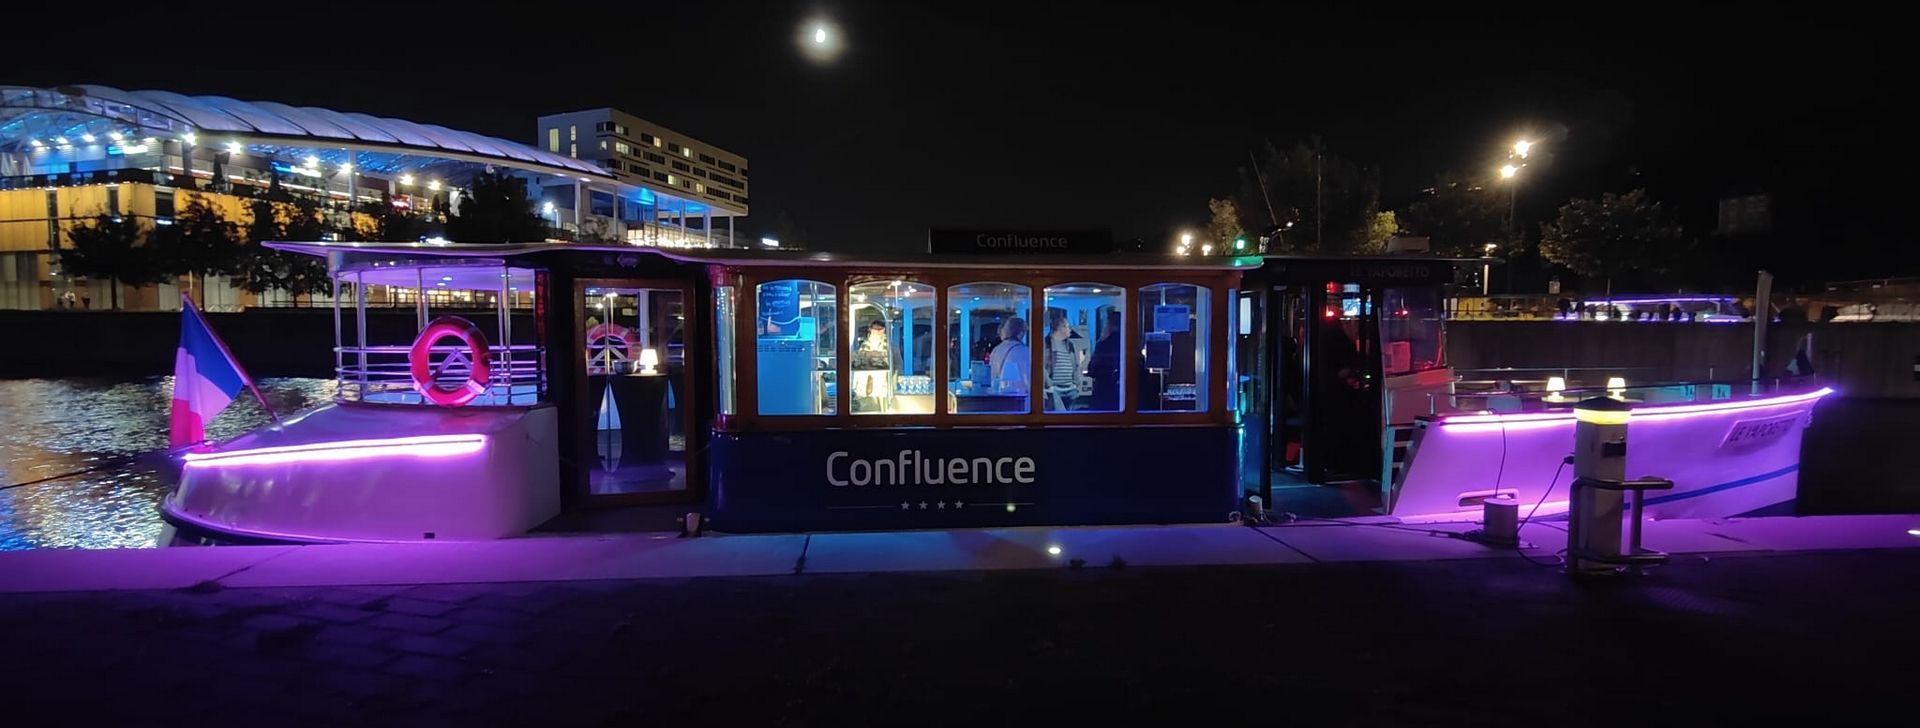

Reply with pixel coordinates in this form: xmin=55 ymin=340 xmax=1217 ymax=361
xmin=898 ymin=500 xmax=969 ymax=511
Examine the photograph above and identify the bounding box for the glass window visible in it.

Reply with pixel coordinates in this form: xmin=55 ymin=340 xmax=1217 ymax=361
xmin=1138 ymin=283 xmax=1209 ymax=412
xmin=1382 ymin=286 xmax=1444 ymax=375
xmin=1043 ymin=283 xmax=1123 ymax=413
xmin=947 ymin=282 xmax=1032 ymax=414
xmin=716 ymin=285 xmax=736 ymax=415
xmin=755 ymin=279 xmax=836 ymax=415
xmin=848 ymin=280 xmax=935 ymax=415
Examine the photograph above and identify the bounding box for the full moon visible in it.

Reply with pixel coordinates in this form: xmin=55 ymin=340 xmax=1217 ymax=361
xmin=799 ymin=18 xmax=844 ymax=64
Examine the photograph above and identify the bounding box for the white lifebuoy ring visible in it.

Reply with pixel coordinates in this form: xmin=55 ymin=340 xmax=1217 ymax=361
xmin=410 ymin=316 xmax=492 ymax=407
xmin=585 ymin=322 xmax=640 ymax=362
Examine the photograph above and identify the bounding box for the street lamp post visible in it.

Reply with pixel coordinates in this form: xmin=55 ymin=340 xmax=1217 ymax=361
xmin=1483 ymin=242 xmax=1497 ymax=296
xmin=1495 ymin=139 xmax=1534 ymax=296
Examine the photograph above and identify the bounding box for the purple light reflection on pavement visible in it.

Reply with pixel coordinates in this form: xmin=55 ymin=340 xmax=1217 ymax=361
xmin=180 ymin=434 xmax=488 ymax=468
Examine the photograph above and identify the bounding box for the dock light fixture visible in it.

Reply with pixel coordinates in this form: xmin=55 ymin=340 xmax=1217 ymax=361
xmin=639 ymin=348 xmax=660 ymax=375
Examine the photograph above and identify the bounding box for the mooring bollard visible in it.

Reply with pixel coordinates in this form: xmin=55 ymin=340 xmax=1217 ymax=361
xmin=1566 ymin=396 xmax=1674 ymax=576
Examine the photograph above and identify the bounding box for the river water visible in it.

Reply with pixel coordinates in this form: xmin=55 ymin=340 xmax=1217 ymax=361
xmin=0 ymin=377 xmax=335 ymax=550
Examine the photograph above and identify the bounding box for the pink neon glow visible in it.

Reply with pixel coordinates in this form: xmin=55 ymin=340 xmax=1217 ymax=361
xmin=1397 ymin=501 xmax=1571 ymax=523
xmin=1437 ymin=387 xmax=1833 ymax=429
xmin=181 ymin=434 xmax=488 ymax=468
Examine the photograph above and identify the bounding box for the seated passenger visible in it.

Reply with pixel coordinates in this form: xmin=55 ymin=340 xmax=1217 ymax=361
xmin=987 ymin=317 xmax=1030 ymax=394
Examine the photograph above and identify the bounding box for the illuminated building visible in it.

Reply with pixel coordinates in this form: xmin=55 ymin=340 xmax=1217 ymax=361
xmin=0 ymin=85 xmax=749 ymax=311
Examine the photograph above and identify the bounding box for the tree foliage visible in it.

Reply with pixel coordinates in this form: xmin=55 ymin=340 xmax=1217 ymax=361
xmin=236 ymin=197 xmax=333 ymax=296
xmin=1355 ymin=210 xmax=1401 ymax=254
xmin=1538 ymin=189 xmax=1686 ymax=289
xmin=59 ymin=214 xmax=164 ymax=310
xmin=1206 ymin=198 xmax=1244 ymax=252
xmin=1399 ymin=173 xmax=1514 ymax=257
xmin=152 ymin=199 xmax=242 ymax=277
xmin=445 ymin=171 xmax=547 ymax=243
xmin=1236 ymin=139 xmax=1380 ymax=254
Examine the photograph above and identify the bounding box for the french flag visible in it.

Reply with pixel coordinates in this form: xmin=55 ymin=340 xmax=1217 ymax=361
xmin=170 ymin=296 xmax=258 ymax=448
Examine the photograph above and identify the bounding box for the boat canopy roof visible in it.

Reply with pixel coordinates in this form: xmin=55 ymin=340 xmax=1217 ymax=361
xmin=265 ymin=240 xmax=1483 ymax=272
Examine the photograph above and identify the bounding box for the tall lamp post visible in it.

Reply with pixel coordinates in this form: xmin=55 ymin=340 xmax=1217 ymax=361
xmin=1496 ymin=138 xmax=1533 ymax=295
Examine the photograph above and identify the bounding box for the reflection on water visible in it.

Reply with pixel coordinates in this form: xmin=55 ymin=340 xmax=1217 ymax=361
xmin=0 ymin=377 xmax=335 ymax=550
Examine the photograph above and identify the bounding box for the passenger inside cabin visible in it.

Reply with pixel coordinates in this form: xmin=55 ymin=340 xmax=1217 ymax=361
xmin=851 ymin=320 xmax=896 ymax=410
xmin=852 ymin=320 xmax=893 ymax=370
xmin=988 ymin=317 xmax=1030 ymax=394
xmin=1086 ymin=316 xmax=1121 ymax=411
xmin=1045 ymin=312 xmax=1084 ymax=410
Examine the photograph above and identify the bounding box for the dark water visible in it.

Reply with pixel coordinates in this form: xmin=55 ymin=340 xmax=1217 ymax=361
xmin=0 ymin=378 xmax=334 ymax=550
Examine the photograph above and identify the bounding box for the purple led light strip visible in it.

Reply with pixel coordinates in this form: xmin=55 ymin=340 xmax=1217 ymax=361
xmin=181 ymin=434 xmax=488 ymax=468
xmin=1438 ymin=387 xmax=1833 ymax=430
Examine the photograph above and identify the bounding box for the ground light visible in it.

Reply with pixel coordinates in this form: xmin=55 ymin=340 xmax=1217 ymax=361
xmin=1046 ymin=545 xmax=1062 ymax=556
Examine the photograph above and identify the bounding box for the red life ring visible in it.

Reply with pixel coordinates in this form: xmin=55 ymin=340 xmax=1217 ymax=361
xmin=410 ymin=316 xmax=492 ymax=407
xmin=585 ymin=322 xmax=639 ymax=362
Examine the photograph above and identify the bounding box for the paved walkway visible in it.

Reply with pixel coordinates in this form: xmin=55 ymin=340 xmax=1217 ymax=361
xmin=1 ymin=516 xmax=1916 ymax=725
xmin=5 ymin=514 xmax=1918 ymax=593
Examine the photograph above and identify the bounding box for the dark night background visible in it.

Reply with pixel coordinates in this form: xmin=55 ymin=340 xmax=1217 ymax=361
xmin=3 ymin=2 xmax=1905 ymax=282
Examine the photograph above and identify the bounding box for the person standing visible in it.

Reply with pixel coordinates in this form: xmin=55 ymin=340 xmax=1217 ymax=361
xmin=1044 ymin=312 xmax=1082 ymax=411
xmin=988 ymin=317 xmax=1029 ymax=395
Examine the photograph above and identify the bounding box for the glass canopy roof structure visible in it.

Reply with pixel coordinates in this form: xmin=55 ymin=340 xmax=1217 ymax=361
xmin=0 ymin=84 xmax=609 ymax=180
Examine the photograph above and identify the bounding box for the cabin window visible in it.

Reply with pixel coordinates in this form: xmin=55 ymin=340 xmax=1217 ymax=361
xmin=755 ymin=279 xmax=837 ymax=415
xmin=335 ymin=264 xmax=544 ymax=407
xmin=715 ymin=285 xmax=737 ymax=415
xmin=1042 ymin=283 xmax=1124 ymax=413
xmin=1382 ymin=286 xmax=1444 ymax=375
xmin=1138 ymin=283 xmax=1209 ymax=412
xmin=848 ymin=279 xmax=935 ymax=415
xmin=948 ymin=282 xmax=1032 ymax=414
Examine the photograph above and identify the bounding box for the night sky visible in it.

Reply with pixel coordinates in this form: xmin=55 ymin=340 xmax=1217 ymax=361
xmin=4 ymin=3 xmax=1901 ymax=269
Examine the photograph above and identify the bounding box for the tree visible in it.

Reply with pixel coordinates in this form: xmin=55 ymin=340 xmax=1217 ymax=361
xmin=153 ymin=199 xmax=242 ymax=279
xmin=1206 ymin=198 xmax=1245 ymax=253
xmin=1355 ymin=210 xmax=1401 ymax=254
xmin=1236 ymin=139 xmax=1381 ymax=253
xmin=445 ymin=171 xmax=546 ymax=243
xmin=1399 ymin=173 xmax=1515 ymax=258
xmin=368 ymin=192 xmax=431 ymax=243
xmin=1537 ymin=189 xmax=1687 ymax=297
xmin=236 ymin=198 xmax=332 ymax=296
xmin=59 ymin=214 xmax=165 ymax=310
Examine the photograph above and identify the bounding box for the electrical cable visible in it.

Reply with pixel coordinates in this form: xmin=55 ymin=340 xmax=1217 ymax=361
xmin=1 ymin=441 xmax=205 ymax=492
xmin=1513 ymin=459 xmax=1570 ymax=568
xmin=1 ymin=455 xmax=141 ymax=491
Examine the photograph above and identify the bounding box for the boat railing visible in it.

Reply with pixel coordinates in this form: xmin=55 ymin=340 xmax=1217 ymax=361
xmin=334 ymin=343 xmax=547 ymax=406
xmin=1435 ymin=372 xmax=1822 ymax=416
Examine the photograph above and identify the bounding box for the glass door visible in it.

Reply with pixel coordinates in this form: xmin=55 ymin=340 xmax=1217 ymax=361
xmin=580 ymin=281 xmax=691 ymax=502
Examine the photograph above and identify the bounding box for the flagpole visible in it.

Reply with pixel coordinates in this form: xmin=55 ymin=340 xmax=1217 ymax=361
xmin=183 ymin=293 xmax=282 ymax=428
